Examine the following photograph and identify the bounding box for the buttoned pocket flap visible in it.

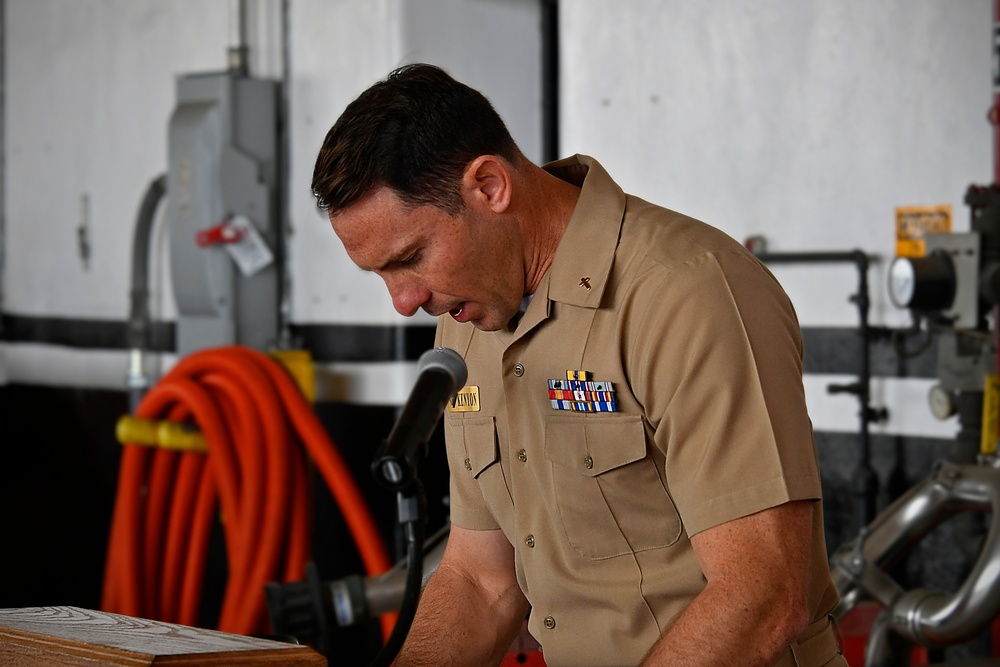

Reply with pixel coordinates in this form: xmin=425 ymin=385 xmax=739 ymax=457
xmin=544 ymin=415 xmax=645 ymax=477
xmin=450 ymin=416 xmax=498 ymax=478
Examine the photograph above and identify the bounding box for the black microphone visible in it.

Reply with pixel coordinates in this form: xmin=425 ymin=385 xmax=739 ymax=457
xmin=372 ymin=347 xmax=468 ymax=490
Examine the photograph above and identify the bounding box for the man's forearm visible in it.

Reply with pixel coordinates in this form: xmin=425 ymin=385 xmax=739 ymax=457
xmin=394 ymin=562 xmax=528 ymax=667
xmin=639 ymin=578 xmax=808 ymax=667
xmin=641 ymin=501 xmax=816 ymax=666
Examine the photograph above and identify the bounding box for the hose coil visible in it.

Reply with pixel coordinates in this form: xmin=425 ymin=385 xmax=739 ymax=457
xmin=102 ymin=345 xmax=393 ymax=638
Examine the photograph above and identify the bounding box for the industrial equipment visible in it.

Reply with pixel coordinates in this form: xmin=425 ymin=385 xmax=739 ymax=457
xmin=266 ymin=347 xmax=469 ymax=667
xmin=830 ymin=178 xmax=1000 ymax=666
xmin=828 ymin=7 xmax=1000 ymax=659
xmin=126 ymin=2 xmax=283 ymax=411
xmin=830 ymin=212 xmax=1000 ymax=667
xmin=165 ymin=69 xmax=280 ymax=357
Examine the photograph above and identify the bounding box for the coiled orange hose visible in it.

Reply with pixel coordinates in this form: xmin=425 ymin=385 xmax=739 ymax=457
xmin=102 ymin=345 xmax=395 ymax=639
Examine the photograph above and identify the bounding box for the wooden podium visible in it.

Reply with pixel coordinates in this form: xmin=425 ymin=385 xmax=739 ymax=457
xmin=0 ymin=606 xmax=326 ymax=666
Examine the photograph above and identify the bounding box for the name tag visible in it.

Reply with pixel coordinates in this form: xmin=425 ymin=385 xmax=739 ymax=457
xmin=448 ymin=385 xmax=481 ymax=412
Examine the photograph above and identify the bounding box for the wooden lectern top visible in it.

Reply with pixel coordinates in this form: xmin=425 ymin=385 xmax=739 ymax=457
xmin=0 ymin=606 xmax=327 ymax=666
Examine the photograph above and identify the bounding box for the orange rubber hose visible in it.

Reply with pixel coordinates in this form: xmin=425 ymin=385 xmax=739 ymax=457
xmin=102 ymin=344 xmax=394 ymax=641
xmin=224 ymin=346 xmax=399 ymax=638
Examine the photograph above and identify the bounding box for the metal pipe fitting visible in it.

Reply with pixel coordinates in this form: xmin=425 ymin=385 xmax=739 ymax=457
xmin=831 ymin=462 xmax=1000 ymax=663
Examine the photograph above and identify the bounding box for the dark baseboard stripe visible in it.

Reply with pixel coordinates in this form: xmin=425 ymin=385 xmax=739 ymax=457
xmin=801 ymin=326 xmax=936 ymax=378
xmin=1 ymin=314 xmax=175 ymax=352
xmin=291 ymin=323 xmax=437 ymax=363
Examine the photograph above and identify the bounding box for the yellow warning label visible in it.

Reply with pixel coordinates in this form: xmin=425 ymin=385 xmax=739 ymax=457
xmin=895 ymin=205 xmax=952 ymax=258
xmin=982 ymin=374 xmax=999 ymax=456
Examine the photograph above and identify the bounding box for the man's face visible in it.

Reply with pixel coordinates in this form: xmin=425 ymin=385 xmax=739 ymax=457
xmin=330 ymin=187 xmax=525 ymax=331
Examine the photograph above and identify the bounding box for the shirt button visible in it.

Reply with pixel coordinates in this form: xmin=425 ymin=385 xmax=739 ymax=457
xmin=584 ymin=455 xmax=594 ymax=469
xmin=517 ymin=449 xmax=527 ymax=462
xmin=543 ymin=616 xmax=556 ymax=630
xmin=525 ymin=534 xmax=535 ymax=548
xmin=513 ymin=363 xmax=525 ymax=377
xmin=464 ymin=457 xmax=472 ymax=471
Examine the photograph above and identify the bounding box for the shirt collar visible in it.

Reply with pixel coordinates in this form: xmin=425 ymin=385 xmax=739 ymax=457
xmin=542 ymin=154 xmax=626 ymax=309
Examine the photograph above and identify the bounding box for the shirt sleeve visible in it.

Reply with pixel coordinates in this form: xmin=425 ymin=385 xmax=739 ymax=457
xmin=628 ymin=249 xmax=822 ymax=537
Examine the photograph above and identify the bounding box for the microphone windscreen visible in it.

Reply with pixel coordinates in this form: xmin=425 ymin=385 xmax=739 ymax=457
xmin=417 ymin=347 xmax=468 ymax=393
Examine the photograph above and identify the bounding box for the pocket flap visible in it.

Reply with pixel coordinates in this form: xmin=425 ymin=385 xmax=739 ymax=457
xmin=544 ymin=415 xmax=646 ymax=476
xmin=446 ymin=416 xmax=498 ymax=478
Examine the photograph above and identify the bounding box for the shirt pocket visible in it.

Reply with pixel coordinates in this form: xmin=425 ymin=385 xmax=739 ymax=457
xmin=446 ymin=416 xmax=499 ymax=477
xmin=544 ymin=414 xmax=682 ymax=560
xmin=444 ymin=416 xmax=511 ymax=521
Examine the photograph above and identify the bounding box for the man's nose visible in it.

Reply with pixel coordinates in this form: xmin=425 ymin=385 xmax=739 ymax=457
xmin=385 ymin=279 xmax=430 ymax=317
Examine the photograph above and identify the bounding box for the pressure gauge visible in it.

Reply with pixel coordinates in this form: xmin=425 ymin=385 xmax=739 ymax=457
xmin=888 ymin=257 xmax=916 ymax=309
xmin=928 ymin=385 xmax=957 ymax=420
xmin=887 ymin=252 xmax=956 ymax=312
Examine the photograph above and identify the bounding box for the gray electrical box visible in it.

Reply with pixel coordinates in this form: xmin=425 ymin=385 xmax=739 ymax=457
xmin=166 ymin=71 xmax=280 ymax=355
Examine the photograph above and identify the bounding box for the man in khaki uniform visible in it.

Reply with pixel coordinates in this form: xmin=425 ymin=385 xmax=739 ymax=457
xmin=313 ymin=64 xmax=847 ymax=667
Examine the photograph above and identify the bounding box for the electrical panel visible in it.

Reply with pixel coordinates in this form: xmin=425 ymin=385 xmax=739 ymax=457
xmin=166 ymin=71 xmax=280 ymax=355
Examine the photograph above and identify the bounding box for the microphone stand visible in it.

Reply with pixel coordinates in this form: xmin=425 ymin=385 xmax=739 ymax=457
xmin=264 ymin=434 xmax=431 ymax=666
xmin=367 ymin=348 xmax=466 ymax=665
xmin=265 ymin=348 xmax=465 ymax=664
xmin=368 ymin=454 xmax=428 ymax=667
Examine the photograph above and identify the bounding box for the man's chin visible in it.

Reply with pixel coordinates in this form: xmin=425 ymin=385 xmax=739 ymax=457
xmin=467 ymin=310 xmax=510 ymax=332
xmin=477 ymin=308 xmax=527 ymax=332
xmin=472 ymin=319 xmax=504 ymax=332
xmin=443 ymin=304 xmax=516 ymax=331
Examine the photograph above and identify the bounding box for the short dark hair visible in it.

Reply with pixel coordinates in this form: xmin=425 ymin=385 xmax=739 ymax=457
xmin=311 ymin=63 xmax=521 ymax=216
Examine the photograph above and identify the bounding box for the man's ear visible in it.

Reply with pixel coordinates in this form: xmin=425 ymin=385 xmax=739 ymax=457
xmin=461 ymin=155 xmax=512 ymax=214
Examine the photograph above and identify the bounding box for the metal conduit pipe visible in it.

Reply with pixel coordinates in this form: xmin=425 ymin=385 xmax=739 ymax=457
xmin=126 ymin=174 xmax=167 ymax=413
xmin=228 ymin=0 xmax=249 ymax=76
xmin=0 ymin=0 xmax=5 ymax=340
xmin=540 ymin=0 xmax=560 ymax=164
xmin=829 ymin=461 xmax=1000 ymax=662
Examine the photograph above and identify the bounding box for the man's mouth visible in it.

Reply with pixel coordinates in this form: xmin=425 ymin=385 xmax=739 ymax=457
xmin=449 ymin=304 xmax=465 ymax=319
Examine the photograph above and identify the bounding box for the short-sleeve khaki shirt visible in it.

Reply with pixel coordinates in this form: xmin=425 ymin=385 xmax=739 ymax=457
xmin=435 ymin=155 xmax=841 ymax=667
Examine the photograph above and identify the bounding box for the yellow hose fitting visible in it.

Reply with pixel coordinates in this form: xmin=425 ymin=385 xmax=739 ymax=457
xmin=270 ymin=349 xmax=316 ymax=404
xmin=115 ymin=415 xmax=158 ymax=447
xmin=116 ymin=415 xmax=208 ymax=453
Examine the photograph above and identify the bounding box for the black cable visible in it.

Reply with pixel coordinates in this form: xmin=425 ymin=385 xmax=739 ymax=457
xmin=889 ymin=312 xmax=937 ymax=360
xmin=369 ymin=488 xmax=426 ymax=667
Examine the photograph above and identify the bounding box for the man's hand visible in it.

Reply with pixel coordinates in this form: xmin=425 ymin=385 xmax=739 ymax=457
xmin=641 ymin=500 xmax=816 ymax=666
xmin=395 ymin=525 xmax=528 ymax=667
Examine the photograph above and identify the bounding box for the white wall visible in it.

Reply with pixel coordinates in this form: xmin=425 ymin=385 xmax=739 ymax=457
xmin=5 ymin=1 xmax=228 ymax=319
xmin=0 ymin=1 xmax=992 ymax=433
xmin=562 ymin=0 xmax=992 ymax=328
xmin=1 ymin=0 xmax=542 ymax=395
xmin=560 ymin=1 xmax=991 ymax=437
